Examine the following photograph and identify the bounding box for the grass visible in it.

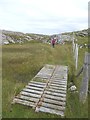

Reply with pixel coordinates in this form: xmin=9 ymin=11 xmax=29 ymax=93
xmin=2 ymin=39 xmax=88 ymax=118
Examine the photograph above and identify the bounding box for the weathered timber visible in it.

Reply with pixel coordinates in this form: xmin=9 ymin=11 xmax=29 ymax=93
xmin=44 ymin=91 xmax=66 ymax=98
xmin=20 ymin=91 xmax=41 ymax=98
xmin=28 ymin=83 xmax=45 ymax=88
xmin=35 ymin=106 xmax=64 ymax=116
xmin=23 ymin=88 xmax=43 ymax=95
xmin=26 ymin=85 xmax=43 ymax=91
xmin=49 ymin=85 xmax=67 ymax=91
xmin=16 ymin=95 xmax=39 ymax=103
xmin=46 ymin=88 xmax=66 ymax=94
xmin=13 ymin=98 xmax=36 ymax=107
xmin=30 ymin=81 xmax=46 ymax=85
xmin=41 ymin=102 xmax=65 ymax=111
xmin=44 ymin=94 xmax=66 ymax=101
xmin=43 ymin=98 xmax=66 ymax=106
xmin=13 ymin=64 xmax=68 ymax=117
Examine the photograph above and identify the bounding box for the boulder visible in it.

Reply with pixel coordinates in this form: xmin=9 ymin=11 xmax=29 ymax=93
xmin=69 ymin=85 xmax=77 ymax=91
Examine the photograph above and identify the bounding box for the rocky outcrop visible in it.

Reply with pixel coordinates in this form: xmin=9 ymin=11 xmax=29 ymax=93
xmin=1 ymin=30 xmax=50 ymax=45
xmin=75 ymin=29 xmax=88 ymax=37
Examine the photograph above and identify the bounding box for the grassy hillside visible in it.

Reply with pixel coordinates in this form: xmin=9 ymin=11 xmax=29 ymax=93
xmin=2 ymin=37 xmax=88 ymax=118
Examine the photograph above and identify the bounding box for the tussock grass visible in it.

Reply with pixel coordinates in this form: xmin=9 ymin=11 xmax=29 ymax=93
xmin=2 ymin=41 xmax=88 ymax=118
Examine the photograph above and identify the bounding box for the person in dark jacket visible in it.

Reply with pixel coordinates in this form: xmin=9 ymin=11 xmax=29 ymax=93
xmin=51 ymin=37 xmax=56 ymax=48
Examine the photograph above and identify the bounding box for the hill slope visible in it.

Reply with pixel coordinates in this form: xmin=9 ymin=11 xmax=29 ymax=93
xmin=2 ymin=30 xmax=50 ymax=44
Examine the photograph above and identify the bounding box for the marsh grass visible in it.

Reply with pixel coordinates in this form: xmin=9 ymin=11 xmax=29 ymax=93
xmin=2 ymin=41 xmax=88 ymax=118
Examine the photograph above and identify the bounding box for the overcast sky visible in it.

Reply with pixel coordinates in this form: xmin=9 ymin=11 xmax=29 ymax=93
xmin=0 ymin=0 xmax=89 ymax=35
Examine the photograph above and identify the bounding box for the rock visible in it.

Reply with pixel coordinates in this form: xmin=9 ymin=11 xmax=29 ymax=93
xmin=69 ymin=85 xmax=77 ymax=91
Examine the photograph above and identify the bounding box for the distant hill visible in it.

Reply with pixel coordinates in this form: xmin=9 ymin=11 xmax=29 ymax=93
xmin=1 ymin=29 xmax=88 ymax=45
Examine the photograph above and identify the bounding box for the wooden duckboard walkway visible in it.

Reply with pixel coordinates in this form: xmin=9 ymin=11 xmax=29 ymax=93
xmin=13 ymin=64 xmax=68 ymax=117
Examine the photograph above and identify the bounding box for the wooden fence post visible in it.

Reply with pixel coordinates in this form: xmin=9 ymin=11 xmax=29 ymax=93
xmin=75 ymin=44 xmax=79 ymax=70
xmin=0 ymin=29 xmax=2 ymax=120
xmin=79 ymin=52 xmax=90 ymax=103
xmin=72 ymin=38 xmax=75 ymax=53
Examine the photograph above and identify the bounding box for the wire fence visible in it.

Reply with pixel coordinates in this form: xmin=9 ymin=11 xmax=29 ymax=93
xmin=72 ymin=36 xmax=89 ymax=103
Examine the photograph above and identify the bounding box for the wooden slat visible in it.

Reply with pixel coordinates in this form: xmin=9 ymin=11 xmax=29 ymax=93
xmin=44 ymin=94 xmax=66 ymax=101
xmin=50 ymin=83 xmax=67 ymax=88
xmin=20 ymin=91 xmax=41 ymax=98
xmin=28 ymin=83 xmax=45 ymax=88
xmin=44 ymin=91 xmax=66 ymax=98
xmin=35 ymin=75 xmax=50 ymax=79
xmin=51 ymin=80 xmax=67 ymax=84
xmin=26 ymin=85 xmax=43 ymax=91
xmin=52 ymin=76 xmax=64 ymax=79
xmin=46 ymin=88 xmax=66 ymax=94
xmin=51 ymin=82 xmax=67 ymax=86
xmin=50 ymin=78 xmax=67 ymax=81
xmin=36 ymin=106 xmax=64 ymax=116
xmin=36 ymin=73 xmax=52 ymax=76
xmin=16 ymin=95 xmax=39 ymax=103
xmin=43 ymin=98 xmax=66 ymax=106
xmin=53 ymin=75 xmax=66 ymax=78
xmin=13 ymin=98 xmax=36 ymax=107
xmin=41 ymin=102 xmax=65 ymax=111
xmin=51 ymin=82 xmax=67 ymax=87
xmin=49 ymin=86 xmax=67 ymax=91
xmin=30 ymin=81 xmax=46 ymax=85
xmin=23 ymin=88 xmax=43 ymax=95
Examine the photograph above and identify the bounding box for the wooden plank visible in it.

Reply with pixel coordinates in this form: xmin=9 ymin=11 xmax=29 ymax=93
xmin=57 ymin=65 xmax=68 ymax=69
xmin=28 ymin=83 xmax=45 ymax=88
xmin=43 ymin=98 xmax=66 ymax=106
xmin=44 ymin=91 xmax=66 ymax=98
xmin=54 ymin=71 xmax=67 ymax=73
xmin=46 ymin=88 xmax=66 ymax=94
xmin=51 ymin=80 xmax=67 ymax=84
xmin=35 ymin=75 xmax=50 ymax=79
xmin=44 ymin=94 xmax=66 ymax=101
xmin=30 ymin=81 xmax=46 ymax=85
xmin=36 ymin=70 xmax=54 ymax=75
xmin=20 ymin=91 xmax=41 ymax=98
xmin=36 ymin=106 xmax=64 ymax=116
xmin=50 ymin=80 xmax=67 ymax=83
xmin=50 ymin=78 xmax=67 ymax=81
xmin=50 ymin=83 xmax=67 ymax=88
xmin=26 ymin=85 xmax=43 ymax=91
xmin=53 ymin=74 xmax=66 ymax=77
xmin=16 ymin=95 xmax=39 ymax=103
xmin=23 ymin=88 xmax=43 ymax=95
xmin=48 ymin=86 xmax=66 ymax=91
xmin=52 ymin=76 xmax=65 ymax=79
xmin=41 ymin=102 xmax=65 ymax=111
xmin=13 ymin=98 xmax=36 ymax=107
xmin=51 ymin=82 xmax=67 ymax=86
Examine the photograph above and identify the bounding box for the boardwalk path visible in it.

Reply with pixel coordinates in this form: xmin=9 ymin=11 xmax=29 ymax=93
xmin=13 ymin=64 xmax=68 ymax=117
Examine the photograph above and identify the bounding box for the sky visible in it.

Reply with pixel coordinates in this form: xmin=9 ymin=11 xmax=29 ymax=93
xmin=0 ymin=0 xmax=89 ymax=35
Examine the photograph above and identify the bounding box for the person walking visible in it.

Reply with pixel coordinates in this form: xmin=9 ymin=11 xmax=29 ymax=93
xmin=51 ymin=37 xmax=56 ymax=48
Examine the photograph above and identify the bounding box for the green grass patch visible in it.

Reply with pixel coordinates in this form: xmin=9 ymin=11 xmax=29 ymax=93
xmin=2 ymin=41 xmax=88 ymax=118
